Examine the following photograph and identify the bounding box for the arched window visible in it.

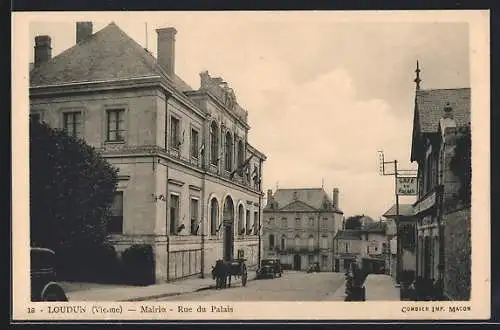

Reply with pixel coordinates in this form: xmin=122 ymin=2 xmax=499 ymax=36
xmin=238 ymin=204 xmax=245 ymax=235
xmin=210 ymin=198 xmax=219 ymax=236
xmin=294 ymin=235 xmax=300 ymax=251
xmin=308 ymin=235 xmax=315 ymax=251
xmin=225 ymin=132 xmax=233 ymax=171
xmin=269 ymin=234 xmax=275 ymax=249
xmin=210 ymin=122 xmax=219 ymax=165
xmin=237 ymin=139 xmax=244 ymax=168
xmin=281 ymin=235 xmax=286 ymax=250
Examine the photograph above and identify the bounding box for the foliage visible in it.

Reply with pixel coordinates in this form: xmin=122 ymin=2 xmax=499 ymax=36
xmin=121 ymin=244 xmax=156 ymax=285
xmin=344 ymin=215 xmax=364 ymax=230
xmin=449 ymin=126 xmax=472 ymax=206
xmin=29 ymin=120 xmax=118 ymax=256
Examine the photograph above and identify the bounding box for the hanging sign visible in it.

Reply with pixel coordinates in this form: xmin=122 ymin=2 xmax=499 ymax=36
xmin=396 ymin=176 xmax=417 ymax=196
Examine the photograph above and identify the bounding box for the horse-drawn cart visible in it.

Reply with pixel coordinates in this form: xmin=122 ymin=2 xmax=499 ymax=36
xmin=212 ymin=258 xmax=248 ymax=289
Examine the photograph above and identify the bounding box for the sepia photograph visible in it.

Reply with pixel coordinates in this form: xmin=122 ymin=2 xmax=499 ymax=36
xmin=12 ymin=10 xmax=489 ymax=321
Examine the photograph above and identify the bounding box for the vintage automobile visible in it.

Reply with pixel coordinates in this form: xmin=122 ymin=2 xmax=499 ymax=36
xmin=306 ymin=262 xmax=320 ymax=273
xmin=256 ymin=259 xmax=282 ymax=279
xmin=30 ymin=247 xmax=68 ymax=302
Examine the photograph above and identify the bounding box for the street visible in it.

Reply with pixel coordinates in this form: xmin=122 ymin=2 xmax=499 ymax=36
xmin=155 ymin=271 xmax=345 ymax=301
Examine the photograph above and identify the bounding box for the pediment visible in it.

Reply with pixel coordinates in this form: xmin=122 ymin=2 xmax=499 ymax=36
xmin=279 ymin=200 xmax=317 ymax=212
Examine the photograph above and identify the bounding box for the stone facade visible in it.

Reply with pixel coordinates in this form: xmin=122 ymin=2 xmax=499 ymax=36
xmin=29 ymin=22 xmax=266 ymax=283
xmin=262 ymin=188 xmax=344 ymax=271
xmin=409 ymin=74 xmax=471 ymax=299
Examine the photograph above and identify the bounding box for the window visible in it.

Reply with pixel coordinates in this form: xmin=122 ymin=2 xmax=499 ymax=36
xmin=321 ymin=255 xmax=328 ymax=268
xmin=225 ymin=132 xmax=233 ymax=171
xmin=281 ymin=217 xmax=288 ymax=228
xmin=108 ymin=191 xmax=123 ymax=234
xmin=309 ymin=217 xmax=314 ymax=227
xmin=295 ymin=217 xmax=301 ymax=229
xmin=30 ymin=113 xmax=41 ymax=122
xmin=238 ymin=204 xmax=245 ymax=235
xmin=308 ymin=236 xmax=315 ymax=251
xmin=169 ymin=194 xmax=180 ymax=234
xmin=210 ymin=122 xmax=219 ymax=165
xmin=190 ymin=198 xmax=199 ymax=235
xmin=237 ymin=140 xmax=244 ymax=168
xmin=366 ymin=246 xmax=369 ymax=254
xmin=210 ymin=198 xmax=219 ymax=235
xmin=345 ymin=243 xmax=349 ymax=253
xmin=190 ymin=128 xmax=199 ymax=159
xmin=63 ymin=111 xmax=83 ymax=138
xmin=254 ymin=211 xmax=258 ymax=234
xmin=246 ymin=210 xmax=251 ymax=234
xmin=321 ymin=236 xmax=328 ymax=249
xmin=280 ymin=235 xmax=286 ymax=250
xmin=106 ymin=109 xmax=125 ymax=142
xmin=294 ymin=235 xmax=300 ymax=250
xmin=322 ymin=217 xmax=328 ymax=230
xmin=170 ymin=116 xmax=180 ymax=149
xmin=269 ymin=234 xmax=275 ymax=249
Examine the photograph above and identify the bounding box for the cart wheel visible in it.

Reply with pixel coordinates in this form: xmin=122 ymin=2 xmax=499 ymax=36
xmin=241 ymin=266 xmax=248 ymax=287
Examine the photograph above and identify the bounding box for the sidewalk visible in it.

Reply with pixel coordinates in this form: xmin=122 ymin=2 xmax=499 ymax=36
xmin=65 ymin=274 xmax=256 ymax=302
xmin=364 ymin=274 xmax=400 ymax=301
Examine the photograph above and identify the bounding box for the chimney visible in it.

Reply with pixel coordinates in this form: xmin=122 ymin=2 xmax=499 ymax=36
xmin=156 ymin=27 xmax=177 ymax=77
xmin=76 ymin=22 xmax=93 ymax=44
xmin=332 ymin=188 xmax=339 ymax=208
xmin=34 ymin=35 xmax=52 ymax=68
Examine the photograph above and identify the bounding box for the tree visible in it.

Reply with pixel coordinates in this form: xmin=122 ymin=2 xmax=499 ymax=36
xmin=344 ymin=215 xmax=364 ymax=230
xmin=29 ymin=119 xmax=118 ymax=255
xmin=449 ymin=125 xmax=472 ymax=207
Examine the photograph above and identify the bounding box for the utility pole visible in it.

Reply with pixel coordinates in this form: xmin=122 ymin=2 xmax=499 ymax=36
xmin=378 ymin=150 xmax=401 ymax=285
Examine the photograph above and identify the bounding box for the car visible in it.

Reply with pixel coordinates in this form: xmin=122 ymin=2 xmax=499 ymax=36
xmin=256 ymin=259 xmax=282 ymax=279
xmin=306 ymin=262 xmax=320 ymax=273
xmin=30 ymin=247 xmax=68 ymax=302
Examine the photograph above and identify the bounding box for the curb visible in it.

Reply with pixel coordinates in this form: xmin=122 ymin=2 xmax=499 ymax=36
xmin=123 ymin=276 xmax=257 ymax=302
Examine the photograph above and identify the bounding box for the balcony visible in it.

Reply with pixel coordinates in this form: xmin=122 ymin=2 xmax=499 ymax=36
xmin=161 ymin=147 xmax=259 ymax=192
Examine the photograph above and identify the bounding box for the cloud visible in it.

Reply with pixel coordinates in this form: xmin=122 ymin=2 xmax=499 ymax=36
xmin=234 ymin=64 xmax=415 ymax=218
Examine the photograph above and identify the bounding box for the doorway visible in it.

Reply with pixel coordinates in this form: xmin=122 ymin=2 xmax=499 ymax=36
xmin=222 ymin=196 xmax=234 ymax=261
xmin=334 ymin=259 xmax=340 ymax=272
xmin=293 ymin=254 xmax=301 ymax=270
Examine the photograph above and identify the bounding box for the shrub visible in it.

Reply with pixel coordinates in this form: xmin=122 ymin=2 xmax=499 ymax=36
xmin=121 ymin=244 xmax=155 ymax=285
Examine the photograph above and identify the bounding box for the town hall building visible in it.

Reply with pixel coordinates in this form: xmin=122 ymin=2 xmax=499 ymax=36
xmin=29 ymin=22 xmax=266 ymax=283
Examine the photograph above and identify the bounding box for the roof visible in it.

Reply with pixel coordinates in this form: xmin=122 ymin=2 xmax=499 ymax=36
xmin=415 ymin=88 xmax=470 ymax=134
xmin=29 ymin=22 xmax=193 ymax=92
xmin=382 ymin=204 xmax=414 ymax=217
xmin=267 ymin=188 xmax=342 ymax=213
xmin=334 ymin=230 xmax=362 ymax=240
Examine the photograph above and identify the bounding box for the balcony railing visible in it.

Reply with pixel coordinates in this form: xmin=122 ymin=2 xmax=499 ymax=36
xmin=162 ymin=147 xmax=258 ymax=192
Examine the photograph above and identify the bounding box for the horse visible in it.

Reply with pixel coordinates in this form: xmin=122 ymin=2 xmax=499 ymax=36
xmin=212 ymin=259 xmax=232 ymax=289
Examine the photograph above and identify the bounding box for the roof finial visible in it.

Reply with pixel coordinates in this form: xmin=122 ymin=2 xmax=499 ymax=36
xmin=414 ymin=60 xmax=421 ymax=90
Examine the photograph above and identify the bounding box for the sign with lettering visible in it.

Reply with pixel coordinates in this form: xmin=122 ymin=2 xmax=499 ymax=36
xmin=396 ymin=176 xmax=417 ymax=196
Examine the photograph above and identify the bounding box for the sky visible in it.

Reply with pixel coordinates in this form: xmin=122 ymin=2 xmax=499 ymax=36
xmin=28 ymin=12 xmax=470 ymax=220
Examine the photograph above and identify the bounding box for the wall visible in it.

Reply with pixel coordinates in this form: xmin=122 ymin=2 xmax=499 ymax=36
xmin=30 ymin=88 xmax=159 ymax=149
xmin=443 ymin=207 xmax=471 ymax=300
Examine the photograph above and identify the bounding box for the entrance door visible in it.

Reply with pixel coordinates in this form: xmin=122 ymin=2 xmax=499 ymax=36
xmin=222 ymin=196 xmax=235 ymax=261
xmin=224 ymin=224 xmax=233 ymax=261
xmin=334 ymin=259 xmax=340 ymax=272
xmin=293 ymin=254 xmax=301 ymax=270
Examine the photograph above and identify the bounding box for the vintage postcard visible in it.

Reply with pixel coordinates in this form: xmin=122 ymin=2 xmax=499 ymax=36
xmin=11 ymin=10 xmax=490 ymax=321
